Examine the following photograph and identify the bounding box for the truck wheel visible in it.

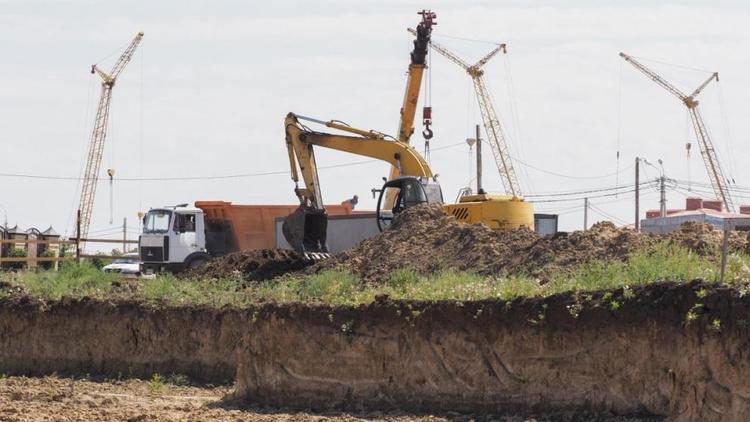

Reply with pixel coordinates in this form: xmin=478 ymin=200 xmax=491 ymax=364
xmin=186 ymin=255 xmax=209 ymax=270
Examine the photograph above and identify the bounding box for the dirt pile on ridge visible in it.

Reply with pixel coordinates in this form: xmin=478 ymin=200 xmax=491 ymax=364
xmin=185 ymin=205 xmax=750 ymax=283
xmin=667 ymin=221 xmax=749 ymax=255
xmin=313 ymin=204 xmax=538 ymax=283
xmin=312 ymin=204 xmax=750 ymax=283
xmin=519 ymin=221 xmax=652 ymax=279
xmin=185 ymin=249 xmax=314 ymax=281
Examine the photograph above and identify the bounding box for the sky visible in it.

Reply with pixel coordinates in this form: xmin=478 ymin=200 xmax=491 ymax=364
xmin=1 ymin=0 xmax=749 ymax=248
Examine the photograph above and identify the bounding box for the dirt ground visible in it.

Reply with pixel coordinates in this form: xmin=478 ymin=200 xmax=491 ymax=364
xmin=0 ymin=376 xmax=465 ymax=422
xmin=184 ymin=249 xmax=315 ymax=282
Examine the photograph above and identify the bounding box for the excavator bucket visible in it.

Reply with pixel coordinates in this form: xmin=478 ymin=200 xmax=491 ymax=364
xmin=282 ymin=206 xmax=329 ymax=259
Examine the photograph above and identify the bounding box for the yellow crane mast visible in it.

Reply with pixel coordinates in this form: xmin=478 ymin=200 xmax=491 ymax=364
xmin=395 ymin=10 xmax=436 ymax=147
xmin=78 ymin=32 xmax=144 ymax=242
xmin=410 ymin=29 xmax=521 ymax=197
xmin=620 ymin=52 xmax=734 ymax=212
xmin=384 ymin=10 xmax=436 ymax=208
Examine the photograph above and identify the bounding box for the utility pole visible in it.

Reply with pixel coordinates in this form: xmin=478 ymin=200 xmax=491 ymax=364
xmin=122 ymin=217 xmax=127 ymax=254
xmin=583 ymin=197 xmax=589 ymax=230
xmin=76 ymin=209 xmax=81 ymax=264
xmin=659 ymin=176 xmax=667 ymax=217
xmin=476 ymin=124 xmax=483 ymax=194
xmin=635 ymin=157 xmax=640 ymax=231
xmin=720 ymin=224 xmax=730 ymax=283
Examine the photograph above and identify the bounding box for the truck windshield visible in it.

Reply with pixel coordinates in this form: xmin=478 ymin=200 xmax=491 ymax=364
xmin=143 ymin=210 xmax=172 ymax=234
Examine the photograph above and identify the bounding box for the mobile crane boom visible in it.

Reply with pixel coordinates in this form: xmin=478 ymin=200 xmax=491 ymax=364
xmin=620 ymin=52 xmax=734 ymax=212
xmin=395 ymin=10 xmax=436 ymax=148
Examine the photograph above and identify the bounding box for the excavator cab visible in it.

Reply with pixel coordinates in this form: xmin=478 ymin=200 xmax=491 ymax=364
xmin=376 ymin=176 xmax=443 ymax=231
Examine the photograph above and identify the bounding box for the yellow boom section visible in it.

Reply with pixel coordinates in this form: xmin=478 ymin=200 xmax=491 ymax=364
xmin=285 ymin=113 xmax=434 ymax=210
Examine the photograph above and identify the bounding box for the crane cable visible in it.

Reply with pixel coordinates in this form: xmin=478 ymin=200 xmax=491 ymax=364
xmin=138 ymin=41 xmax=145 ymax=227
xmin=615 ymin=60 xmax=623 ymax=191
xmin=64 ymin=74 xmax=97 ymax=237
xmin=716 ymin=83 xmax=738 ymax=185
xmin=422 ymin=45 xmax=433 ymax=162
xmin=502 ymin=51 xmax=535 ymax=196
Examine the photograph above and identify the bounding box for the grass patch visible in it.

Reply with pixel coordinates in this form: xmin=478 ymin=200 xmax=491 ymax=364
xmin=2 ymin=241 xmax=749 ymax=306
xmin=5 ymin=262 xmax=119 ymax=300
xmin=544 ymin=242 xmax=717 ymax=295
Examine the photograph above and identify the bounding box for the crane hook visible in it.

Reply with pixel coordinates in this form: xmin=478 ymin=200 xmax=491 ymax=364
xmin=422 ymin=123 xmax=433 ymax=140
xmin=422 ymin=106 xmax=433 ymax=140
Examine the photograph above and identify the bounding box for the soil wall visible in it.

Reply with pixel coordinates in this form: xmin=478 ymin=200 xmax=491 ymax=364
xmin=0 ymin=297 xmax=248 ymax=383
xmin=1 ymin=282 xmax=750 ymax=420
xmin=235 ymin=282 xmax=750 ymax=421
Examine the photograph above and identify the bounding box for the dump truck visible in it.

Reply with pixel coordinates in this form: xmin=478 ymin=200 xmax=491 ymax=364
xmin=138 ymin=201 xmax=361 ymax=274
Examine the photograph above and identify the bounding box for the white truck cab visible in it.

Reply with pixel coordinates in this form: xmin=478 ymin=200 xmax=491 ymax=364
xmin=139 ymin=205 xmax=209 ymax=274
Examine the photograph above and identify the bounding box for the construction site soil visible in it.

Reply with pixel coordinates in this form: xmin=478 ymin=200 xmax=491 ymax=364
xmin=1 ymin=281 xmax=749 ymax=420
xmin=0 ymin=376 xmax=479 ymax=422
xmin=185 ymin=249 xmax=314 ymax=281
xmin=187 ymin=205 xmax=750 ymax=283
xmin=314 ymin=205 xmax=750 ymax=283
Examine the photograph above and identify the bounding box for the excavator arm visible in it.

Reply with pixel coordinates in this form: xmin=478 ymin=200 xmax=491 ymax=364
xmin=283 ymin=112 xmax=435 ymax=253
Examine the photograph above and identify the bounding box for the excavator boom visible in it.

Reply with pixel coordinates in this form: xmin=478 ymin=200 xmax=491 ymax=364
xmin=283 ymin=113 xmax=436 ymax=253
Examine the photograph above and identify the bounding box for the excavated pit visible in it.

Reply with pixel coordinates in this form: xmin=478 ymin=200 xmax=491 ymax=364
xmin=1 ymin=282 xmax=750 ymax=420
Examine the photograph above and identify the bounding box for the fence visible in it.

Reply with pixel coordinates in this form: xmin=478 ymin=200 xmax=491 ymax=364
xmin=0 ymin=211 xmax=140 ymax=270
xmin=0 ymin=236 xmax=139 ymax=270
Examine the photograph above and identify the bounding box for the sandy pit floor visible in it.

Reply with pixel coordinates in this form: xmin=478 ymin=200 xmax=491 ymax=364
xmin=0 ymin=376 xmax=466 ymax=422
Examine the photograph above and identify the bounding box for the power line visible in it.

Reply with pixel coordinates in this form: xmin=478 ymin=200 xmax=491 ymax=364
xmin=530 ymin=185 xmax=659 ymax=204
xmin=512 ymin=156 xmax=636 ymax=181
xmin=0 ymin=141 xmax=468 ymax=182
xmin=588 ymin=202 xmax=628 ymax=226
xmin=523 ymin=179 xmax=658 ymax=198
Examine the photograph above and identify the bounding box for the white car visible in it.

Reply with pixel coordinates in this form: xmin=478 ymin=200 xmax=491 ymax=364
xmin=102 ymin=253 xmax=141 ymax=276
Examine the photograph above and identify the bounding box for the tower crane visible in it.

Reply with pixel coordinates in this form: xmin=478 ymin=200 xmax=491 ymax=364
xmin=620 ymin=52 xmax=735 ymax=212
xmin=409 ymin=28 xmax=521 ymax=197
xmin=77 ymin=31 xmax=144 ymax=243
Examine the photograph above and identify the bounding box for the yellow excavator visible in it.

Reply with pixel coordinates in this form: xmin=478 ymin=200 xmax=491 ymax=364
xmin=282 ymin=11 xmax=533 ymax=254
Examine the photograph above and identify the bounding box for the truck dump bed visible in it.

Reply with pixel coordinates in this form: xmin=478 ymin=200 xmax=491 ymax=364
xmin=195 ymin=201 xmax=355 ymax=252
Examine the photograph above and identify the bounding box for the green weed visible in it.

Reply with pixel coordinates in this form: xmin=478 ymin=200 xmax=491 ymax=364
xmin=149 ymin=373 xmax=164 ymax=394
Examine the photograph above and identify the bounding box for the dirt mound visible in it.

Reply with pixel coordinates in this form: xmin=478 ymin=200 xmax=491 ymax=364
xmin=519 ymin=221 xmax=653 ymax=280
xmin=313 ymin=204 xmax=539 ymax=282
xmin=186 ymin=207 xmax=750 ymax=284
xmin=185 ymin=249 xmax=314 ymax=281
xmin=667 ymin=221 xmax=749 ymax=255
xmin=312 ymin=205 xmax=750 ymax=283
